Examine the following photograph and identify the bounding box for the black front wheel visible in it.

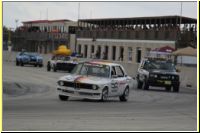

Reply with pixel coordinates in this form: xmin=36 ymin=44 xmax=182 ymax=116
xmin=100 ymin=88 xmax=108 ymax=102
xmin=59 ymin=95 xmax=69 ymax=101
xmin=47 ymin=63 xmax=51 ymax=71
xmin=53 ymin=66 xmax=57 ymax=72
xmin=16 ymin=61 xmax=19 ymax=66
xmin=20 ymin=61 xmax=24 ymax=66
xmin=39 ymin=64 xmax=43 ymax=67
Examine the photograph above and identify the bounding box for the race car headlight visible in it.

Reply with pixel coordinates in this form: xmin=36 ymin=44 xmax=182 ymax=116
xmin=154 ymin=74 xmax=158 ymax=78
xmin=92 ymin=85 xmax=99 ymax=90
xmin=58 ymin=81 xmax=64 ymax=86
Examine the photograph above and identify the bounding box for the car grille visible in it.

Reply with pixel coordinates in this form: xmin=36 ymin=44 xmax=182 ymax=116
xmin=30 ymin=59 xmax=37 ymax=62
xmin=56 ymin=63 xmax=76 ymax=70
xmin=62 ymin=81 xmax=93 ymax=89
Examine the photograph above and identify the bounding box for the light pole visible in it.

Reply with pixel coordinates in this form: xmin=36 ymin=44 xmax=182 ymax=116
xmin=15 ymin=19 xmax=19 ymax=30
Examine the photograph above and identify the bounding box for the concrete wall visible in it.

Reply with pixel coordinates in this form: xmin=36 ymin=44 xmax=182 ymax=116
xmin=77 ymin=38 xmax=176 ymax=64
xmin=3 ymin=51 xmax=197 ymax=89
xmin=69 ymin=34 xmax=76 ymax=52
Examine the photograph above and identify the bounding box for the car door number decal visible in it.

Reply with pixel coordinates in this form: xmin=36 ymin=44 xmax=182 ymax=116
xmin=111 ymin=82 xmax=118 ymax=89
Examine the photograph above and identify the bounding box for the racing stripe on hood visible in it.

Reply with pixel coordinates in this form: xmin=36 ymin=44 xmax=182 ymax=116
xmin=74 ymin=76 xmax=88 ymax=83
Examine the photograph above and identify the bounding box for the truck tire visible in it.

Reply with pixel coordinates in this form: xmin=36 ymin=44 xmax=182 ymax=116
xmin=165 ymin=86 xmax=171 ymax=91
xmin=173 ymin=85 xmax=179 ymax=92
xmin=34 ymin=64 xmax=37 ymax=67
xmin=142 ymin=79 xmax=149 ymax=90
xmin=119 ymin=87 xmax=129 ymax=102
xmin=39 ymin=64 xmax=43 ymax=67
xmin=137 ymin=80 xmax=143 ymax=89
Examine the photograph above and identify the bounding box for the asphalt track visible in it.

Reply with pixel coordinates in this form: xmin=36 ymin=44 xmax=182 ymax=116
xmin=3 ymin=61 xmax=197 ymax=131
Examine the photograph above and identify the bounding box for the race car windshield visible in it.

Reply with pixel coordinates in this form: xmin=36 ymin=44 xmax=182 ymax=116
xmin=143 ymin=60 xmax=176 ymax=71
xmin=71 ymin=63 xmax=110 ymax=78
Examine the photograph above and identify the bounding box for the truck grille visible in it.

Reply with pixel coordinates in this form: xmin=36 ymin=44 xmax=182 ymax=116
xmin=158 ymin=74 xmax=179 ymax=80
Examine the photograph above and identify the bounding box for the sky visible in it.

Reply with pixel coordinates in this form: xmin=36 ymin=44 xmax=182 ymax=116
xmin=3 ymin=1 xmax=197 ymax=29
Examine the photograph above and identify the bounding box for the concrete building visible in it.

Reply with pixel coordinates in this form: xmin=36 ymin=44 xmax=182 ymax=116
xmin=13 ymin=19 xmax=77 ymax=54
xmin=76 ymin=16 xmax=197 ymax=64
xmin=22 ymin=19 xmax=77 ymax=33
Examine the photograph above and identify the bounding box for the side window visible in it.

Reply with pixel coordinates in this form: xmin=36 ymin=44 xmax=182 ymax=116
xmin=114 ymin=66 xmax=124 ymax=77
xmin=80 ymin=66 xmax=88 ymax=75
xmin=111 ymin=66 xmax=116 ymax=76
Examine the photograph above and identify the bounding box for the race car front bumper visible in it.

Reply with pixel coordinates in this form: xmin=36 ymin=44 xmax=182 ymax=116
xmin=57 ymin=85 xmax=102 ymax=100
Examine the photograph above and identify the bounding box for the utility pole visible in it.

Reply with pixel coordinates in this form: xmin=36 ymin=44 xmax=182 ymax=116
xmin=15 ymin=19 xmax=19 ymax=30
xmin=78 ymin=2 xmax=80 ymax=20
xmin=75 ymin=2 xmax=80 ymax=53
xmin=180 ymin=2 xmax=183 ymax=29
xmin=47 ymin=8 xmax=48 ymax=20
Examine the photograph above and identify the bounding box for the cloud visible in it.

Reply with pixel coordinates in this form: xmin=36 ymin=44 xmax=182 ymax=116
xmin=3 ymin=1 xmax=197 ymax=28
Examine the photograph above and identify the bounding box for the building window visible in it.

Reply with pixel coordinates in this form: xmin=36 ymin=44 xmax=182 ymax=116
xmin=128 ymin=47 xmax=133 ymax=61
xmin=119 ymin=47 xmax=124 ymax=61
xmin=84 ymin=45 xmax=88 ymax=58
xmin=136 ymin=47 xmax=142 ymax=63
xmin=103 ymin=46 xmax=108 ymax=60
xmin=96 ymin=46 xmax=101 ymax=59
xmin=78 ymin=44 xmax=81 ymax=55
xmin=112 ymin=46 xmax=116 ymax=61
xmin=91 ymin=45 xmax=94 ymax=53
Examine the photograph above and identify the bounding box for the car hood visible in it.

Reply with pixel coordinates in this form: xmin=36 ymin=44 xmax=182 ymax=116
xmin=56 ymin=60 xmax=77 ymax=63
xmin=149 ymin=69 xmax=178 ymax=75
xmin=30 ymin=55 xmax=43 ymax=59
xmin=59 ymin=74 xmax=110 ymax=85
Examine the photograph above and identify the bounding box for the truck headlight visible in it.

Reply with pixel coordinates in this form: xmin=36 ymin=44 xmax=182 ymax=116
xmin=92 ymin=85 xmax=98 ymax=90
xmin=150 ymin=74 xmax=158 ymax=78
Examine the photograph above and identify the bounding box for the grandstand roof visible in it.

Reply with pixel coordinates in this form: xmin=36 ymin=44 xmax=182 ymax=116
xmin=79 ymin=15 xmax=197 ymax=25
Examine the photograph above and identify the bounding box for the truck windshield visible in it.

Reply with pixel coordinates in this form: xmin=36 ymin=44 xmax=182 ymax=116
xmin=71 ymin=63 xmax=110 ymax=78
xmin=143 ymin=60 xmax=176 ymax=71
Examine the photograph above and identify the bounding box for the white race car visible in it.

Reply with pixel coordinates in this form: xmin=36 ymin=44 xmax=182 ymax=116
xmin=57 ymin=61 xmax=134 ymax=102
